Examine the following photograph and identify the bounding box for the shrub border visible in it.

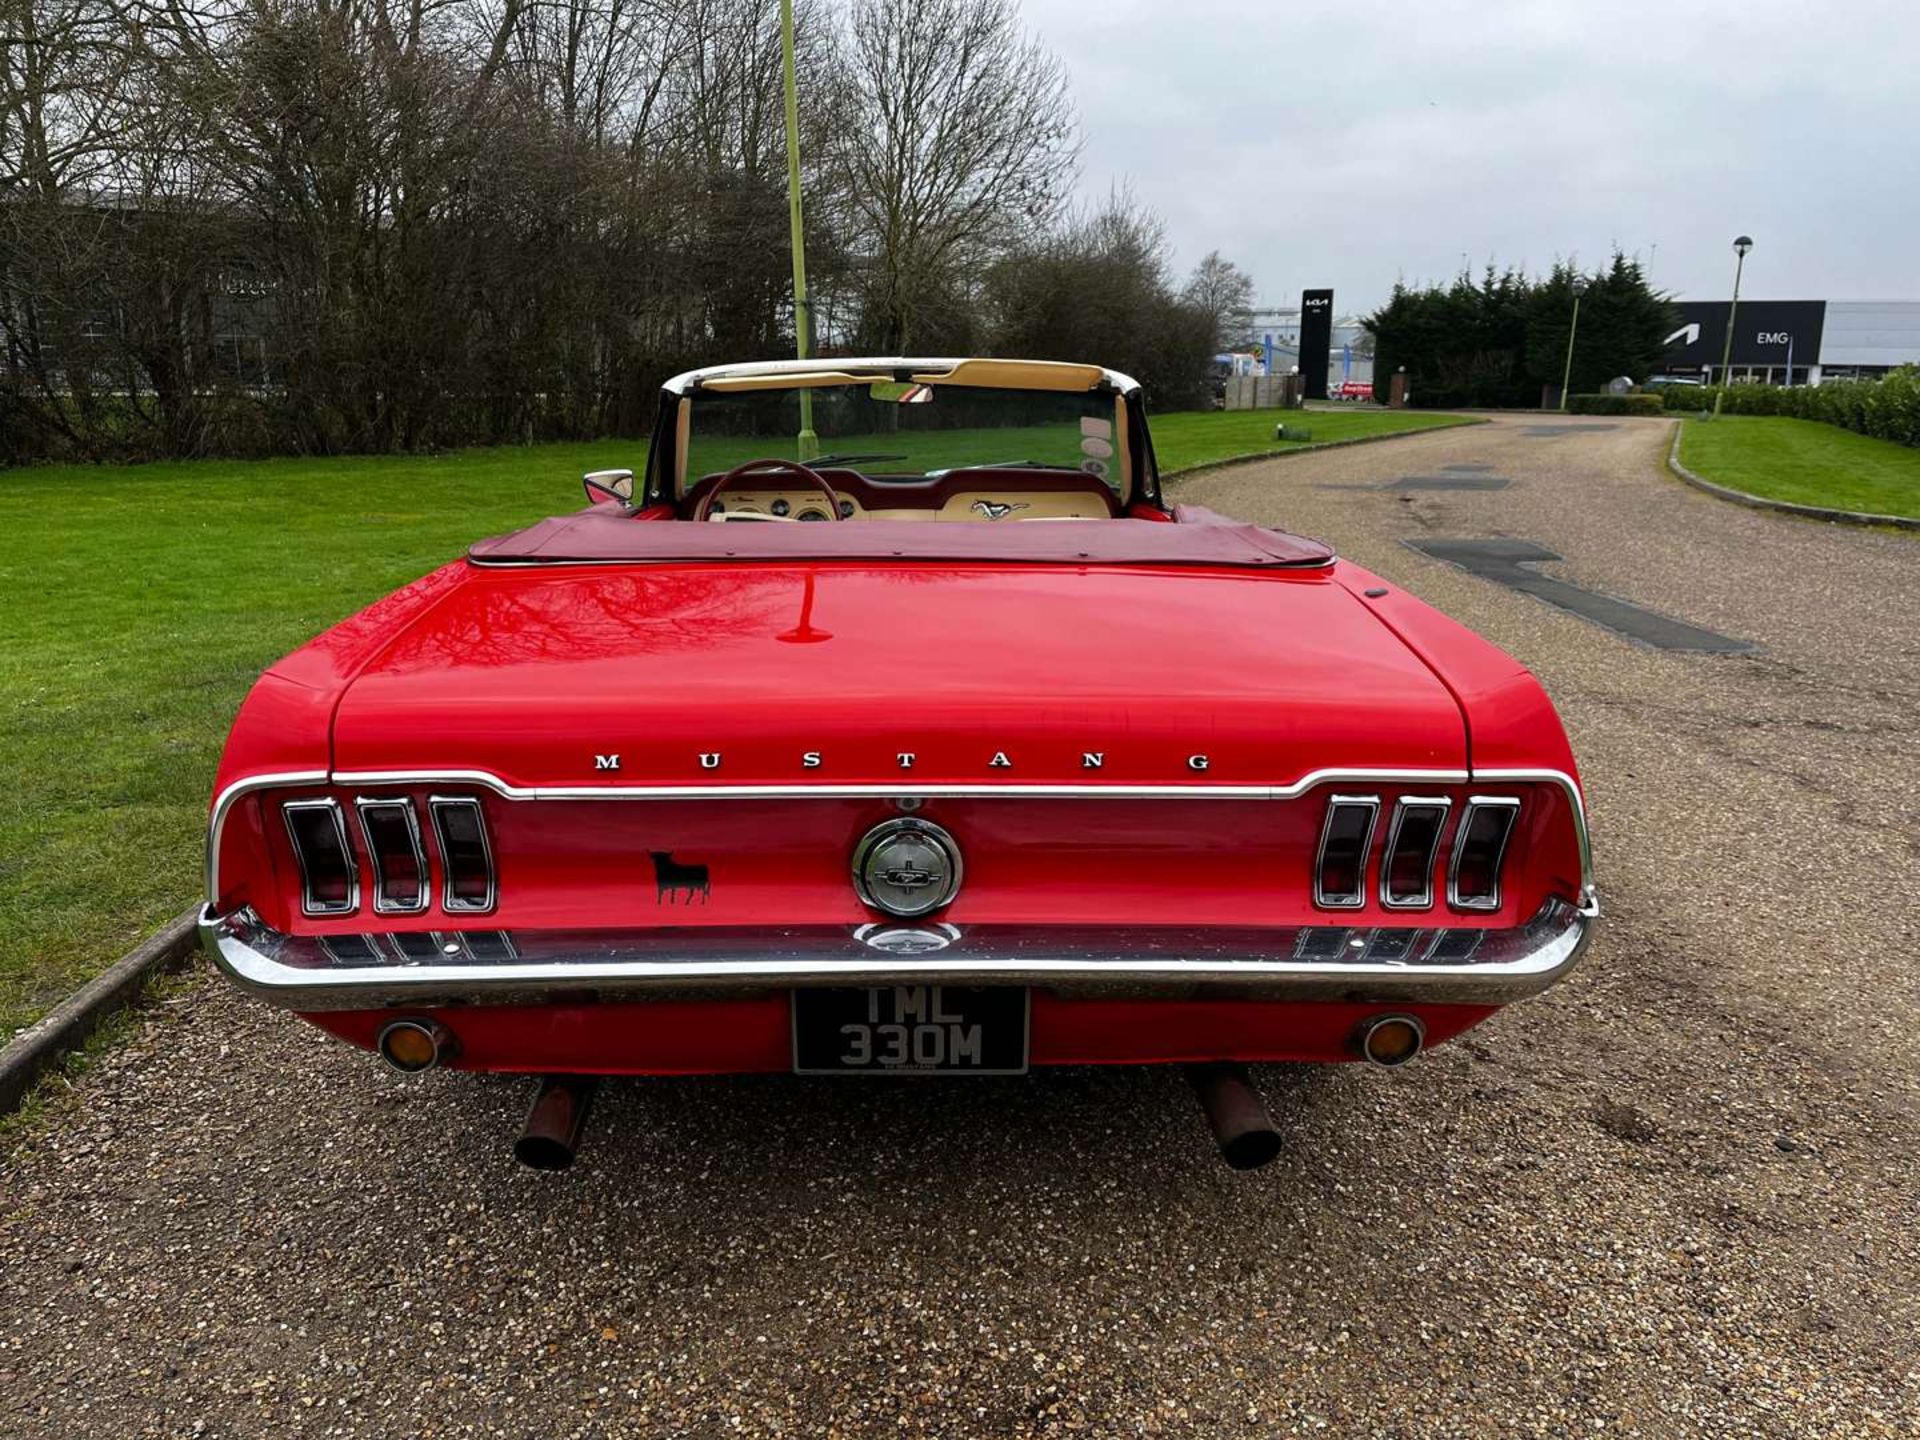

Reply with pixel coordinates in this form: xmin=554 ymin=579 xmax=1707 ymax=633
xmin=0 ymin=908 xmax=200 ymax=1116
xmin=1665 ymin=422 xmax=1920 ymax=533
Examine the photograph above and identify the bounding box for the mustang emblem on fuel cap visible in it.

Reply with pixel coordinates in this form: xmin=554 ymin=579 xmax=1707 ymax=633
xmin=852 ymin=818 xmax=963 ymax=918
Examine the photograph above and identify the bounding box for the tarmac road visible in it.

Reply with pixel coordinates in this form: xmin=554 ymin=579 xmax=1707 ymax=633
xmin=4 ymin=415 xmax=1917 ymax=1438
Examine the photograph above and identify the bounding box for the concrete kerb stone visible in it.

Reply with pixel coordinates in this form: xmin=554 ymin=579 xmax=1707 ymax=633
xmin=0 ymin=908 xmax=201 ymax=1115
xmin=1665 ymin=422 xmax=1920 ymax=533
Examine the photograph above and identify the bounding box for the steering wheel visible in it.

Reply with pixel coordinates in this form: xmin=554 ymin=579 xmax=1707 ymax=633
xmin=695 ymin=458 xmax=843 ymax=522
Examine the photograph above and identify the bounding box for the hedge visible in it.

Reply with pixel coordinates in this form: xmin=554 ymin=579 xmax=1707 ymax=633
xmin=1567 ymin=393 xmax=1665 ymax=417
xmin=1653 ymin=366 xmax=1920 ymax=448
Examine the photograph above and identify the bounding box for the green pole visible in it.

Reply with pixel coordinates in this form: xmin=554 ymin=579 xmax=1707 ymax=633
xmin=1713 ymin=238 xmax=1751 ymax=419
xmin=780 ymin=0 xmax=818 ymax=460
xmin=1558 ymin=288 xmax=1583 ymax=414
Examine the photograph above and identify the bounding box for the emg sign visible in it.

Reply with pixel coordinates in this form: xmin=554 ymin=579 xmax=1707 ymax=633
xmin=1663 ymin=300 xmax=1825 ymax=367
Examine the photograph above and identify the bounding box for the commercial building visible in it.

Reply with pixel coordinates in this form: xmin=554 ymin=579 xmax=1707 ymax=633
xmin=1660 ymin=299 xmax=1920 ymax=385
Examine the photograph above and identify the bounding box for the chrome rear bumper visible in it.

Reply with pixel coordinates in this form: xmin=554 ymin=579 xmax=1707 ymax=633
xmin=200 ymin=898 xmax=1595 ymax=1011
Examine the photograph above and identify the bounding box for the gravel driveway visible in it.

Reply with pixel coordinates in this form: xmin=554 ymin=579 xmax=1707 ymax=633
xmin=4 ymin=415 xmax=1917 ymax=1437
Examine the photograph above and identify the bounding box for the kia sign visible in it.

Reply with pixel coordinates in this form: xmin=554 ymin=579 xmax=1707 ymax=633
xmin=1662 ymin=300 xmax=1825 ymax=371
xmin=1300 ymin=289 xmax=1334 ymax=400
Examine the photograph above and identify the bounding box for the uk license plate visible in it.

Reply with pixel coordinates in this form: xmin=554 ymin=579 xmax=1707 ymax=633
xmin=791 ymin=986 xmax=1029 ymax=1075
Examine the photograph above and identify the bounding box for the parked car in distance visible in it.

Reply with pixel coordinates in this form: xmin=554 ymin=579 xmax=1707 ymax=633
xmin=201 ymin=356 xmax=1597 ymax=1169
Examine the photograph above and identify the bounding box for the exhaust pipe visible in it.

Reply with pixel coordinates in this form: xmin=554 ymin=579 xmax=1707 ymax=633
xmin=514 ymin=1075 xmax=598 ymax=1171
xmin=1186 ymin=1061 xmax=1282 ymax=1171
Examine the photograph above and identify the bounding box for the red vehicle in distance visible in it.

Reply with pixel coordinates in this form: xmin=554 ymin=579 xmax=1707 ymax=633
xmin=201 ymin=357 xmax=1596 ymax=1169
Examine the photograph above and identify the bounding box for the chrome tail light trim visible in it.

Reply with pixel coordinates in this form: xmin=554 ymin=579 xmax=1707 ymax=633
xmin=355 ymin=798 xmax=429 ymax=915
xmin=206 ymin=767 xmax=1598 ymax=923
xmin=282 ymin=799 xmax=358 ymax=917
xmin=1313 ymin=795 xmax=1380 ymax=909
xmin=429 ymin=796 xmax=497 ymax=914
xmin=1379 ymin=796 xmax=1453 ymax=910
xmin=1449 ymin=796 xmax=1522 ymax=912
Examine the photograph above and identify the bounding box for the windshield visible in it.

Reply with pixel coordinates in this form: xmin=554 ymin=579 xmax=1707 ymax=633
xmin=681 ymin=383 xmax=1122 ymax=494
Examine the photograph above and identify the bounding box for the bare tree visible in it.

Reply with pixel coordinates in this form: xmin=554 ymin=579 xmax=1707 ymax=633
xmin=1182 ymin=250 xmax=1255 ymax=351
xmin=0 ymin=0 xmax=1214 ymax=463
xmin=830 ymin=0 xmax=1076 ymax=351
xmin=985 ymin=188 xmax=1214 ymax=409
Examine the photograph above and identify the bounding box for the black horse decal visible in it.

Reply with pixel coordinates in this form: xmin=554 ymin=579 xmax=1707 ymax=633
xmin=650 ymin=851 xmax=710 ymax=904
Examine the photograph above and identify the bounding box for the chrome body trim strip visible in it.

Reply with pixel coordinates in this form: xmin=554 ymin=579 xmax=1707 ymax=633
xmin=428 ymin=796 xmax=497 ymax=915
xmin=1469 ymin=768 xmax=1599 ymax=917
xmin=1449 ymin=796 xmax=1522 ymax=912
xmin=282 ymin=799 xmax=358 ymax=917
xmin=355 ymin=797 xmax=429 ymax=915
xmin=205 ymin=769 xmax=332 ymax=905
xmin=328 ymin=767 xmax=1469 ymax=803
xmin=1379 ymin=795 xmax=1453 ymax=910
xmin=199 ymin=899 xmax=1593 ymax=1011
xmin=1311 ymin=794 xmax=1380 ymax=909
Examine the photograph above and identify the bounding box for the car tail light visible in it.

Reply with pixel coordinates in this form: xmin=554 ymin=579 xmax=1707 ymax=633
xmin=356 ymin=798 xmax=428 ymax=914
xmin=429 ymin=797 xmax=495 ymax=913
xmin=283 ymin=799 xmax=358 ymax=915
xmin=1449 ymin=797 xmax=1520 ymax=911
xmin=1313 ymin=796 xmax=1380 ymax=909
xmin=1380 ymin=797 xmax=1452 ymax=909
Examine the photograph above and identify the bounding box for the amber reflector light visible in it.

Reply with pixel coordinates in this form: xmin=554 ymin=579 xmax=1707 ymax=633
xmin=1450 ymin=799 xmax=1520 ymax=911
xmin=1314 ymin=797 xmax=1379 ymax=908
xmin=430 ymin=798 xmax=495 ymax=913
xmin=377 ymin=1019 xmax=449 ymax=1073
xmin=283 ymin=800 xmax=356 ymax=915
xmin=1359 ymin=1015 xmax=1425 ymax=1067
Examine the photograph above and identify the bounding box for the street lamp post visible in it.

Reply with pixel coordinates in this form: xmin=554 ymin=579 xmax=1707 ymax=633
xmin=1558 ymin=276 xmax=1589 ymax=413
xmin=779 ymin=0 xmax=818 ymax=459
xmin=1712 ymin=235 xmax=1753 ymax=418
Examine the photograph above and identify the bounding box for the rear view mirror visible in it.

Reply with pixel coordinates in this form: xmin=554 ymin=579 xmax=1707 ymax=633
xmin=868 ymin=381 xmax=932 ymax=405
xmin=582 ymin=468 xmax=635 ymax=505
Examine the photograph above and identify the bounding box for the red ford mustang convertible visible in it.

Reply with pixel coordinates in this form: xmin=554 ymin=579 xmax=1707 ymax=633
xmin=202 ymin=358 xmax=1596 ymax=1168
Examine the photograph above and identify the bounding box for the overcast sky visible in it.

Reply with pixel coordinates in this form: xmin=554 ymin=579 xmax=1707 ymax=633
xmin=1016 ymin=0 xmax=1917 ymax=317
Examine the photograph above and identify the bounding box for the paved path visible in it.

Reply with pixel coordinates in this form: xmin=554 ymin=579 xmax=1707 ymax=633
xmin=5 ymin=416 xmax=1917 ymax=1437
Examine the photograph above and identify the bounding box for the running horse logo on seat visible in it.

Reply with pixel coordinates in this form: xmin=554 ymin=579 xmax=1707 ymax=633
xmin=649 ymin=851 xmax=711 ymax=904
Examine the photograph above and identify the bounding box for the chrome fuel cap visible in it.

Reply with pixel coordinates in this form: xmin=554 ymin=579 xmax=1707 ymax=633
xmin=852 ymin=818 xmax=963 ymax=918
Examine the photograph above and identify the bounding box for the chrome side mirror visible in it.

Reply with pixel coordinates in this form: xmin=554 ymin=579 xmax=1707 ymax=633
xmin=582 ymin=468 xmax=635 ymax=505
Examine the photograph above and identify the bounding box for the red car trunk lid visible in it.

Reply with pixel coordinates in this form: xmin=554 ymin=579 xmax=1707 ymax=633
xmin=328 ymin=561 xmax=1466 ymax=786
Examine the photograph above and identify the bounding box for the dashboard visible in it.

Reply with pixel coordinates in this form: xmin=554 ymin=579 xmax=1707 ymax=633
xmin=695 ymin=469 xmax=1121 ymax=524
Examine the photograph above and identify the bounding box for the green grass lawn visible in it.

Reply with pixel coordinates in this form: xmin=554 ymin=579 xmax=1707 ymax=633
xmin=0 ymin=405 xmax=1464 ymax=1037
xmin=1677 ymin=415 xmax=1920 ymax=521
xmin=1151 ymin=406 xmax=1469 ymax=471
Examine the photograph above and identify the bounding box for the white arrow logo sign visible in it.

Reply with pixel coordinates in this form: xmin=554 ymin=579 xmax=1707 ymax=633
xmin=1665 ymin=322 xmax=1702 ymax=347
